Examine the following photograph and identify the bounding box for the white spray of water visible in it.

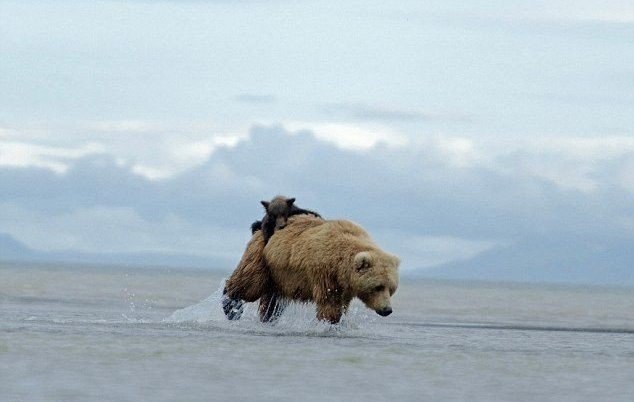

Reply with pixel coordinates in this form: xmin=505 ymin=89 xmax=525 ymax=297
xmin=164 ymin=279 xmax=385 ymax=337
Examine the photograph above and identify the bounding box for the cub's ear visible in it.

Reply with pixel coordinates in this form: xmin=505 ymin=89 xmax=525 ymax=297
xmin=261 ymin=200 xmax=270 ymax=210
xmin=354 ymin=251 xmax=373 ymax=272
xmin=286 ymin=197 xmax=296 ymax=207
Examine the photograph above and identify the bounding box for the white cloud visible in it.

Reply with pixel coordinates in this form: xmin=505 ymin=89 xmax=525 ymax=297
xmin=470 ymin=0 xmax=634 ymax=24
xmin=0 ymin=140 xmax=105 ymax=174
xmin=76 ymin=120 xmax=247 ymax=180
xmin=489 ymin=136 xmax=634 ymax=193
xmin=83 ymin=120 xmax=167 ymax=133
xmin=0 ymin=122 xmax=246 ymax=179
xmin=536 ymin=1 xmax=634 ymax=23
xmin=285 ymin=121 xmax=409 ymax=151
xmin=412 ymin=134 xmax=634 ymax=194
xmin=3 ymin=121 xmax=634 ymax=195
xmin=130 ymin=164 xmax=173 ymax=181
xmin=429 ymin=136 xmax=483 ymax=169
xmin=129 ymin=135 xmax=243 ymax=180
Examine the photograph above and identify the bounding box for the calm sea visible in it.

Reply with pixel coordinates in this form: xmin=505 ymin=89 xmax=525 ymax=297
xmin=1 ymin=262 xmax=633 ymax=401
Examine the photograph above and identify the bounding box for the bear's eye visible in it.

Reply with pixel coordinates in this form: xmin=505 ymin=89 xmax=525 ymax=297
xmin=374 ymin=285 xmax=385 ymax=292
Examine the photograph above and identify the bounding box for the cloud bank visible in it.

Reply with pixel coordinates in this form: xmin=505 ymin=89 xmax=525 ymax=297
xmin=1 ymin=122 xmax=633 ymax=279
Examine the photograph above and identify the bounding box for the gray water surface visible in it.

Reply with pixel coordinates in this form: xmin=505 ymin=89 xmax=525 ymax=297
xmin=1 ymin=262 xmax=633 ymax=401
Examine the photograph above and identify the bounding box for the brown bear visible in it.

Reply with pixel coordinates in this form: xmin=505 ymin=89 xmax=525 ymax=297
xmin=223 ymin=215 xmax=400 ymax=323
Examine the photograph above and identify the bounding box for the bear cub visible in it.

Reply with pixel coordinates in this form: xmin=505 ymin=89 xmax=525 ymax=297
xmin=252 ymin=195 xmax=322 ymax=243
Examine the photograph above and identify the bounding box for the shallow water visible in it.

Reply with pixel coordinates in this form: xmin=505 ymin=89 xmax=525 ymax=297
xmin=1 ymin=262 xmax=634 ymax=401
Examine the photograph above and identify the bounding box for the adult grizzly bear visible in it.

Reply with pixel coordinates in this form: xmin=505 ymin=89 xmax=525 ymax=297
xmin=223 ymin=215 xmax=400 ymax=323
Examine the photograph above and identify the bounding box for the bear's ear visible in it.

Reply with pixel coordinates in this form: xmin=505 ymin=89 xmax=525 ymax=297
xmin=286 ymin=197 xmax=296 ymax=207
xmin=390 ymin=254 xmax=401 ymax=268
xmin=261 ymin=200 xmax=270 ymax=210
xmin=354 ymin=251 xmax=373 ymax=272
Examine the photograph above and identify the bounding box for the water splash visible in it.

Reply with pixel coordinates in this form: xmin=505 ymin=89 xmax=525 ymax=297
xmin=164 ymin=279 xmax=386 ymax=337
xmin=164 ymin=282 xmax=227 ymax=324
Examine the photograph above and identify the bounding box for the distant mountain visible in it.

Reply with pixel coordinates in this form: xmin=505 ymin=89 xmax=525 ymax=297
xmin=0 ymin=233 xmax=34 ymax=259
xmin=3 ymin=232 xmax=632 ymax=285
xmin=0 ymin=233 xmax=233 ymax=270
xmin=420 ymin=238 xmax=634 ymax=285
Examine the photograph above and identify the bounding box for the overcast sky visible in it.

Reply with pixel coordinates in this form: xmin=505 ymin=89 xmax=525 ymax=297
xmin=1 ymin=0 xmax=633 ymax=275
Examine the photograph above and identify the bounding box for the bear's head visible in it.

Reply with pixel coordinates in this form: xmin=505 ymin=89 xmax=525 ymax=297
xmin=352 ymin=250 xmax=400 ymax=317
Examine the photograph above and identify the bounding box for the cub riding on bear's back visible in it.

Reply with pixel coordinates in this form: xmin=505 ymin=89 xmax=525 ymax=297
xmin=252 ymin=195 xmax=322 ymax=243
xmin=222 ymin=196 xmax=399 ymax=324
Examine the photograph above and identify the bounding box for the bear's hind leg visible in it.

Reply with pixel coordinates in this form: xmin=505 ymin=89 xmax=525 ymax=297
xmin=222 ymin=287 xmax=244 ymax=320
xmin=222 ymin=232 xmax=269 ymax=320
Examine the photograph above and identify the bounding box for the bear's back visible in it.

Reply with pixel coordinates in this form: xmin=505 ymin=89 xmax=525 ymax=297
xmin=265 ymin=215 xmax=379 ymax=275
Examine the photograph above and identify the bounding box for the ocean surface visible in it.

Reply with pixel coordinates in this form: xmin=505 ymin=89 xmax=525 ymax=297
xmin=1 ymin=262 xmax=633 ymax=402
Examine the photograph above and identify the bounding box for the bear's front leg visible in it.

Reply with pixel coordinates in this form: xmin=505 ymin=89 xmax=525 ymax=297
xmin=316 ymin=303 xmax=343 ymax=324
xmin=313 ymin=277 xmax=345 ymax=324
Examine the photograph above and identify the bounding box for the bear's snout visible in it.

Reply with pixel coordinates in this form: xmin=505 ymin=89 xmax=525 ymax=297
xmin=376 ymin=306 xmax=392 ymax=316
